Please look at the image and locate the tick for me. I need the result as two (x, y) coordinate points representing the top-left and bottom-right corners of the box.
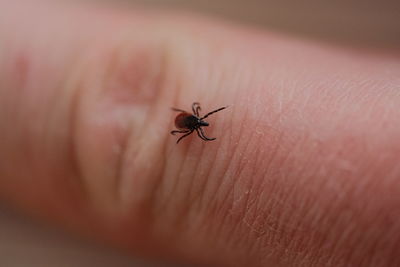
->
(171, 102), (227, 144)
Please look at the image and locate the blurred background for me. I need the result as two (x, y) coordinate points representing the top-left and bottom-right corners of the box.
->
(110, 0), (400, 46)
(0, 206), (159, 267)
(1, 0), (399, 267)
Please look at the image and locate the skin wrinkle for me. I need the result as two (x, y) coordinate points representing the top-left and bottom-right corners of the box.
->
(201, 115), (235, 219)
(257, 174), (289, 235)
(65, 68), (91, 208)
(119, 45), (171, 214)
(179, 105), (221, 225)
(187, 143), (223, 241)
(113, 117), (134, 206)
(202, 118), (243, 252)
(2, 55), (28, 188)
(379, 210), (400, 266)
(347, 88), (385, 124)
(320, 162), (396, 266)
(198, 35), (304, 264)
(148, 116), (170, 239)
(75, 49), (125, 211)
(206, 116), (252, 260)
(335, 211), (368, 265)
(253, 138), (312, 262)
(116, 75), (178, 255)
(294, 174), (336, 263)
(157, 130), (199, 227)
(215, 72), (255, 210)
(152, 155), (189, 244)
(192, 59), (234, 218)
(303, 151), (366, 264)
(311, 189), (353, 265)
(362, 213), (389, 265)
(217, 153), (260, 249)
(382, 88), (400, 114)
(158, 140), (190, 219)
(19, 47), (49, 178)
(159, 129), (200, 228)
(174, 142), (207, 232)
(360, 180), (400, 266)
(361, 230), (382, 266)
(197, 115), (235, 232)
(162, 39), (231, 236)
(78, 29), (172, 204)
(187, 72), (235, 222)
(156, 74), (189, 216)
(263, 181), (295, 242)
(284, 141), (324, 216)
(39, 33), (90, 208)
(116, 54), (163, 208)
(175, 109), (226, 231)
(156, 49), (235, 249)
(68, 48), (138, 222)
(218, 113), (281, 263)
(160, 147), (204, 249)
(239, 180), (262, 238)
(201, 63), (251, 226)
(225, 126), (255, 213)
(188, 125), (222, 225)
(43, 64), (81, 203)
(306, 203), (341, 265)
(250, 130), (285, 236)
(153, 36), (205, 221)
(238, 117), (275, 237)
(99, 44), (135, 206)
(264, 134), (301, 192)
(66, 30), (172, 230)
(254, 143), (313, 256)
(0, 43), (24, 174)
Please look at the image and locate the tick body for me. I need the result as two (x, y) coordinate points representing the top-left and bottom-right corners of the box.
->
(171, 102), (227, 144)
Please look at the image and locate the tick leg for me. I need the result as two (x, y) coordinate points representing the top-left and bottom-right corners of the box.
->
(176, 130), (194, 144)
(196, 128), (208, 141)
(171, 130), (189, 135)
(172, 107), (186, 112)
(200, 106), (228, 120)
(197, 127), (216, 141)
(192, 102), (201, 117)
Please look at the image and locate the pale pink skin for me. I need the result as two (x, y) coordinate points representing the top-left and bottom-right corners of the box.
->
(1, 1), (400, 266)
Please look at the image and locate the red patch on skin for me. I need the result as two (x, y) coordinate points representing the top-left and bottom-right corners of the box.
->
(102, 44), (164, 107)
(14, 51), (30, 89)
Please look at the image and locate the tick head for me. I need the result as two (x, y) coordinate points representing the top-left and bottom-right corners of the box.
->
(199, 120), (209, 127)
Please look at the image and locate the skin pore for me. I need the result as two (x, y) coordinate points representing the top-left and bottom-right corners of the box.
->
(0, 1), (400, 266)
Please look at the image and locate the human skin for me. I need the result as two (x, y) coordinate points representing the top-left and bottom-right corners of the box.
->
(1, 1), (400, 266)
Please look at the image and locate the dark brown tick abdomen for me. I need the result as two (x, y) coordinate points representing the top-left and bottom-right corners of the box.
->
(175, 113), (199, 130)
